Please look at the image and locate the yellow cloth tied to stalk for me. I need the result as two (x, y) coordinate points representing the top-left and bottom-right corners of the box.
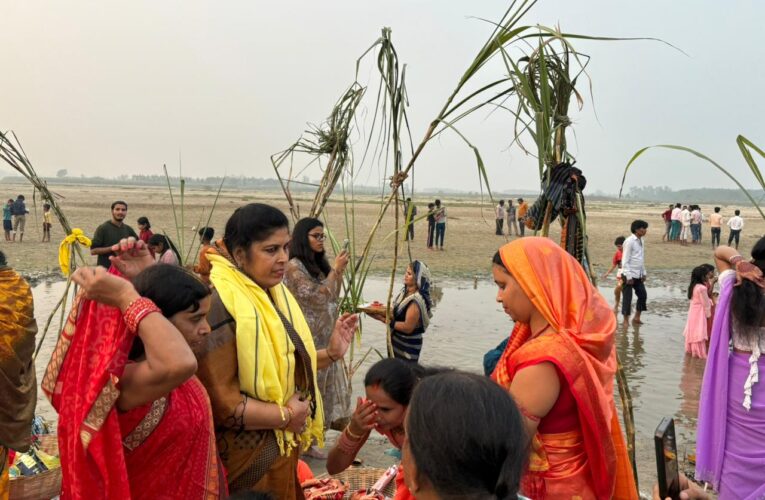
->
(208, 253), (324, 455)
(58, 229), (92, 276)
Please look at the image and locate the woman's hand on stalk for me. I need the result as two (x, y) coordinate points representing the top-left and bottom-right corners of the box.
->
(334, 250), (350, 274)
(348, 397), (377, 436)
(285, 393), (310, 434)
(71, 266), (139, 311)
(327, 313), (359, 360)
(109, 237), (155, 278)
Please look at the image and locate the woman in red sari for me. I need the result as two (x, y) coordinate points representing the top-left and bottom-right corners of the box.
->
(43, 238), (226, 499)
(490, 237), (637, 499)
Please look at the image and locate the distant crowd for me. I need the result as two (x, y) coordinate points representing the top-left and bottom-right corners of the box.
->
(661, 203), (745, 249)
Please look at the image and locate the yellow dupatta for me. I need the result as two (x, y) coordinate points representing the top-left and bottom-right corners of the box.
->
(208, 253), (324, 454)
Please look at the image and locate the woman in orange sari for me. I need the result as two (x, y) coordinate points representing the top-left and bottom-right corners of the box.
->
(490, 237), (637, 499)
(43, 239), (226, 499)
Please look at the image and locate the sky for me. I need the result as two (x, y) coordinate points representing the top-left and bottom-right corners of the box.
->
(1, 1), (763, 194)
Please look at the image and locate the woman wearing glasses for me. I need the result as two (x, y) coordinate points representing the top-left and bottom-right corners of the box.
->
(284, 218), (350, 455)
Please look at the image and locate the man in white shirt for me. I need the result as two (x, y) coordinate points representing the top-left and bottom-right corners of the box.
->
(621, 219), (648, 325)
(727, 209), (744, 249)
(679, 205), (691, 246)
(670, 203), (682, 241)
(495, 200), (506, 235)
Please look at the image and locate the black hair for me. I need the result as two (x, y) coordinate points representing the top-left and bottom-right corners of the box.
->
(129, 264), (211, 360)
(630, 219), (648, 234)
(0, 250), (6, 267)
(148, 234), (181, 262)
(435, 199), (442, 206)
(17, 194), (25, 200)
(688, 264), (711, 300)
(289, 218), (331, 280)
(111, 200), (127, 210)
(731, 236), (765, 344)
(735, 209), (741, 216)
(517, 198), (524, 202)
(492, 250), (506, 270)
(675, 203), (681, 208)
(364, 358), (438, 406)
(222, 203), (289, 255)
(198, 226), (215, 241)
(499, 199), (505, 205)
(427, 202), (435, 209)
(614, 236), (626, 246)
(714, 207), (721, 213)
(43, 203), (51, 210)
(407, 371), (527, 499)
(137, 216), (151, 229)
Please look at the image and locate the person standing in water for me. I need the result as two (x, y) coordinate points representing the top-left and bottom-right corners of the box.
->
(621, 220), (649, 326)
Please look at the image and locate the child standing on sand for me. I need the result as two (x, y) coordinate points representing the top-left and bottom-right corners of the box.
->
(683, 264), (714, 359)
(42, 203), (53, 242)
(602, 236), (625, 311)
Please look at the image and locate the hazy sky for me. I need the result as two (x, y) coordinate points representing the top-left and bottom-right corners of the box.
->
(1, 1), (763, 193)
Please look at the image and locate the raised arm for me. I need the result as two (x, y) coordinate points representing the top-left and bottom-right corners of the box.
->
(714, 245), (739, 273)
(70, 267), (197, 411)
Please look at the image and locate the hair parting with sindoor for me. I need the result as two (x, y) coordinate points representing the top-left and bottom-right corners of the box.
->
(222, 203), (289, 255)
(407, 371), (528, 499)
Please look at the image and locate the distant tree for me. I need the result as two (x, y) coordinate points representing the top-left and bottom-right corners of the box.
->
(56, 169), (68, 178)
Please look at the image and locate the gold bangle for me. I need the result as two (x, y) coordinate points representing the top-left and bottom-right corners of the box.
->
(345, 424), (363, 441)
(278, 406), (288, 429)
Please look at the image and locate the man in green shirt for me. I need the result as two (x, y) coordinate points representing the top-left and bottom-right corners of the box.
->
(90, 200), (138, 268)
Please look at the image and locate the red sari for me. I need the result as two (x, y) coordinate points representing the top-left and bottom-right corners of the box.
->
(42, 271), (224, 499)
(491, 238), (637, 499)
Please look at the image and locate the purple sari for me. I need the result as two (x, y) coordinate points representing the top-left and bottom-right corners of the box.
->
(696, 274), (765, 499)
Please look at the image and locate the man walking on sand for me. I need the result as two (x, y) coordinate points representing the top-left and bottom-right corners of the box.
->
(727, 209), (744, 249)
(90, 201), (138, 268)
(621, 220), (648, 326)
(517, 198), (529, 237)
(506, 199), (518, 236)
(495, 200), (505, 235)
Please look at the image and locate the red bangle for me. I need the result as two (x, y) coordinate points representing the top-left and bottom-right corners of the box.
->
(123, 297), (161, 333)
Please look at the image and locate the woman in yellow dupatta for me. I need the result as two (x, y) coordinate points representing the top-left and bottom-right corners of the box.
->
(491, 237), (637, 499)
(195, 203), (358, 498)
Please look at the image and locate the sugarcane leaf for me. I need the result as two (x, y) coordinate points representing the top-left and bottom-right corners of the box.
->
(620, 144), (765, 220)
(736, 135), (765, 189)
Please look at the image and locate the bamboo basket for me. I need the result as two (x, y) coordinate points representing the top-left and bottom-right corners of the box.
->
(319, 467), (397, 498)
(9, 435), (62, 500)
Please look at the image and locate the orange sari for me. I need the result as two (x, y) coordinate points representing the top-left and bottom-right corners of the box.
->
(491, 238), (637, 499)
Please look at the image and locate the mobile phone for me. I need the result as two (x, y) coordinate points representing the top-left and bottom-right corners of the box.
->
(655, 417), (681, 500)
(342, 239), (350, 252)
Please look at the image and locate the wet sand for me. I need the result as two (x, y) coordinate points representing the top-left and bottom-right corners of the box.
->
(31, 273), (703, 497)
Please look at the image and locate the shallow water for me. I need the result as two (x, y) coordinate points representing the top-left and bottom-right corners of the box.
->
(31, 273), (701, 493)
